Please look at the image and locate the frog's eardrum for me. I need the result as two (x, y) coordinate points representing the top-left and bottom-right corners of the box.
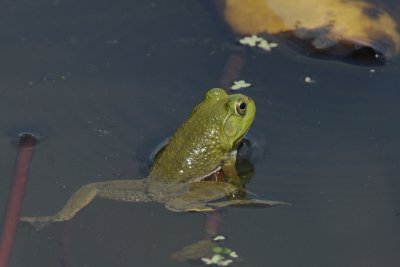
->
(222, 0), (400, 61)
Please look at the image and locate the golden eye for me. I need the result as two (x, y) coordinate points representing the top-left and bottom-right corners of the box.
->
(235, 100), (247, 116)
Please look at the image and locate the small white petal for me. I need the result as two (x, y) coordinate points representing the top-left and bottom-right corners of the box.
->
(304, 76), (316, 83)
(257, 40), (272, 51)
(213, 235), (226, 241)
(211, 254), (224, 263)
(229, 251), (238, 258)
(218, 259), (234, 266)
(201, 258), (213, 265)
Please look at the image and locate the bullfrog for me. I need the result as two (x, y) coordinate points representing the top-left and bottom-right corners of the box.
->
(21, 88), (282, 225)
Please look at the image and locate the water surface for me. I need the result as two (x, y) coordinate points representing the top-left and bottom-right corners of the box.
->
(1, 0), (400, 266)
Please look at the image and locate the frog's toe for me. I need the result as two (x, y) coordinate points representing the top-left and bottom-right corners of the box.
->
(20, 216), (53, 230)
(208, 198), (289, 209)
(186, 206), (215, 212)
(165, 201), (215, 212)
(238, 199), (289, 206)
(20, 214), (67, 230)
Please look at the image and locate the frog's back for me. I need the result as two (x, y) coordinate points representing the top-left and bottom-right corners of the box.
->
(149, 100), (228, 183)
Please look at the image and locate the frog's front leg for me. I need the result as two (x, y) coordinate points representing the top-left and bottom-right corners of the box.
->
(221, 151), (244, 191)
(21, 179), (150, 226)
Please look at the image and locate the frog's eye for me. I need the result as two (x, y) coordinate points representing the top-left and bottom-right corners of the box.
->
(235, 100), (247, 116)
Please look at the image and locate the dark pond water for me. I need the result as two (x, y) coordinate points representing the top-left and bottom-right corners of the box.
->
(1, 0), (400, 266)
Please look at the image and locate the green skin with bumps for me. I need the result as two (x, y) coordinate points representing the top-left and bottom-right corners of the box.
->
(21, 88), (282, 225)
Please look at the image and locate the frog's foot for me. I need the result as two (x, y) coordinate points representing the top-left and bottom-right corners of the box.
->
(21, 179), (150, 227)
(20, 217), (55, 231)
(21, 182), (99, 227)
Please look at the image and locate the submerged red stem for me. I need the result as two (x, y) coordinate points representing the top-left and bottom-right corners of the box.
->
(219, 49), (246, 90)
(0, 134), (36, 267)
(204, 212), (222, 239)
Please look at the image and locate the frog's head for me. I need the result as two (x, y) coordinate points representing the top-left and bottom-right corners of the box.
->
(204, 88), (256, 150)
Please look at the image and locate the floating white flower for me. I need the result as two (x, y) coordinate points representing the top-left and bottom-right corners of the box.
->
(231, 80), (251, 90)
(239, 35), (278, 51)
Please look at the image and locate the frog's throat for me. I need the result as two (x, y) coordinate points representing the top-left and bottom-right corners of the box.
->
(222, 114), (246, 149)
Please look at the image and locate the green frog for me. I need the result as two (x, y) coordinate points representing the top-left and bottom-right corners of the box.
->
(21, 88), (282, 225)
